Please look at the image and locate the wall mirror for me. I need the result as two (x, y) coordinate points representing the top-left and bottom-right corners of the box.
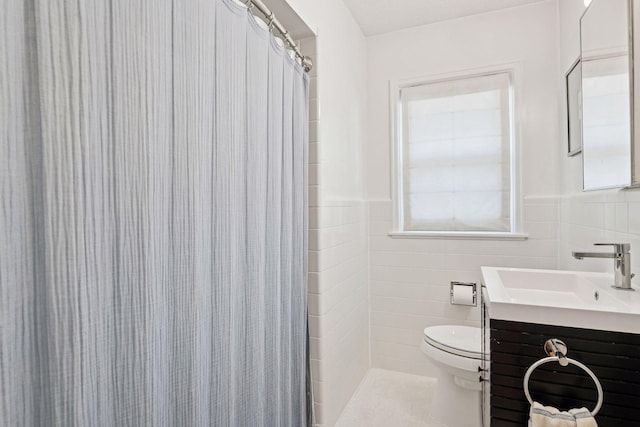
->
(580, 0), (633, 190)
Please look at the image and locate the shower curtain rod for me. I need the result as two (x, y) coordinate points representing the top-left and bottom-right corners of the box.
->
(245, 0), (313, 72)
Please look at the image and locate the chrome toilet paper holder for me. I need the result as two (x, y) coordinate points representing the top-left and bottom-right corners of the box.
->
(450, 281), (477, 306)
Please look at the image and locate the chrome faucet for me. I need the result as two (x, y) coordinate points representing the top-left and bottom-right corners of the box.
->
(572, 243), (634, 291)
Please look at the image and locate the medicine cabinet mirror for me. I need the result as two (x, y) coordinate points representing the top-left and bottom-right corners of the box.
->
(580, 0), (636, 190)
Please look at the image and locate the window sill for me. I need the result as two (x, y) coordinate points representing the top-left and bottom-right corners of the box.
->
(388, 231), (528, 241)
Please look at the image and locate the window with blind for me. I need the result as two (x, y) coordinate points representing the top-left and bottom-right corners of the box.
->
(398, 71), (514, 233)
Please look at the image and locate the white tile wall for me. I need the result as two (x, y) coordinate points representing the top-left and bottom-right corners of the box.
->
(368, 198), (558, 377)
(299, 2), (580, 425)
(302, 34), (370, 427)
(364, 0), (562, 379)
(309, 201), (369, 427)
(558, 189), (640, 283)
(296, 1), (640, 425)
(556, 0), (640, 288)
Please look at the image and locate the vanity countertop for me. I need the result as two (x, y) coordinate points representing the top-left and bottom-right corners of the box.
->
(481, 266), (640, 334)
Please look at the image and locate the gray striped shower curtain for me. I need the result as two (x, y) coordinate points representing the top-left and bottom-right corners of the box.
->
(0, 0), (310, 425)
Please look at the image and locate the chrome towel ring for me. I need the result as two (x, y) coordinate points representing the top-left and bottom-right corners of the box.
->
(523, 356), (604, 416)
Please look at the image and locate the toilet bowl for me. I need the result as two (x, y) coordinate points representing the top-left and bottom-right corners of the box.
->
(421, 325), (484, 427)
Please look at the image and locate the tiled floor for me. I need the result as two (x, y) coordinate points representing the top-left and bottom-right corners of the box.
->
(334, 369), (448, 427)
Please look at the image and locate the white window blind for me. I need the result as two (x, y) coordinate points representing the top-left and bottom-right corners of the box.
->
(400, 72), (513, 232)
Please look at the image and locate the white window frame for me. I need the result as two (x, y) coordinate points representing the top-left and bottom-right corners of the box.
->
(389, 64), (527, 240)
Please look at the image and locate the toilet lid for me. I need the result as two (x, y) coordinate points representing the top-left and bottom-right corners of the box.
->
(423, 325), (482, 359)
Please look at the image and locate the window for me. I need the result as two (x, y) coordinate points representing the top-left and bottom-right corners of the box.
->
(395, 71), (515, 235)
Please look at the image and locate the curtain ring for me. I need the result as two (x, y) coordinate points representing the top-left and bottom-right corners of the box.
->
(267, 12), (275, 30)
(283, 31), (295, 51)
(244, 0), (253, 8)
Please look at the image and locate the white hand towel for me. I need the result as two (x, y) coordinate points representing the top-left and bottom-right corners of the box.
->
(569, 407), (598, 427)
(528, 402), (598, 427)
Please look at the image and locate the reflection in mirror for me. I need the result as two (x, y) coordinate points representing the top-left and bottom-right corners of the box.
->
(582, 56), (631, 189)
(580, 0), (632, 190)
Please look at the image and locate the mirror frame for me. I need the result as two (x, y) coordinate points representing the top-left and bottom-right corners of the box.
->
(566, 57), (582, 157)
(632, 0), (640, 185)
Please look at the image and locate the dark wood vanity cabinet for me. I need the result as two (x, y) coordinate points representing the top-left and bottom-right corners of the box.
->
(488, 319), (640, 427)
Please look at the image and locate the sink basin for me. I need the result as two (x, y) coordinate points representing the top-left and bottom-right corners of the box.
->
(481, 267), (640, 334)
(491, 268), (626, 309)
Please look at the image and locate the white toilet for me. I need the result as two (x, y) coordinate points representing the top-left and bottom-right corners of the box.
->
(421, 325), (484, 427)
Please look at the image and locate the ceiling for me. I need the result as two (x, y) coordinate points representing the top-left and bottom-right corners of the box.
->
(342, 0), (548, 36)
(264, 0), (315, 39)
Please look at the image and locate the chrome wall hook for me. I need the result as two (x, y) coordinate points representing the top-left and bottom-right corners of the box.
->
(544, 338), (568, 366)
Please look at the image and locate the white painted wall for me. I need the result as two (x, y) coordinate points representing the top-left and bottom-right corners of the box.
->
(367, 0), (561, 201)
(365, 1), (561, 376)
(288, 0), (367, 203)
(557, 0), (640, 280)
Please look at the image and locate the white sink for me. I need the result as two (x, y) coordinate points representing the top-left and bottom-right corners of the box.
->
(481, 267), (640, 334)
